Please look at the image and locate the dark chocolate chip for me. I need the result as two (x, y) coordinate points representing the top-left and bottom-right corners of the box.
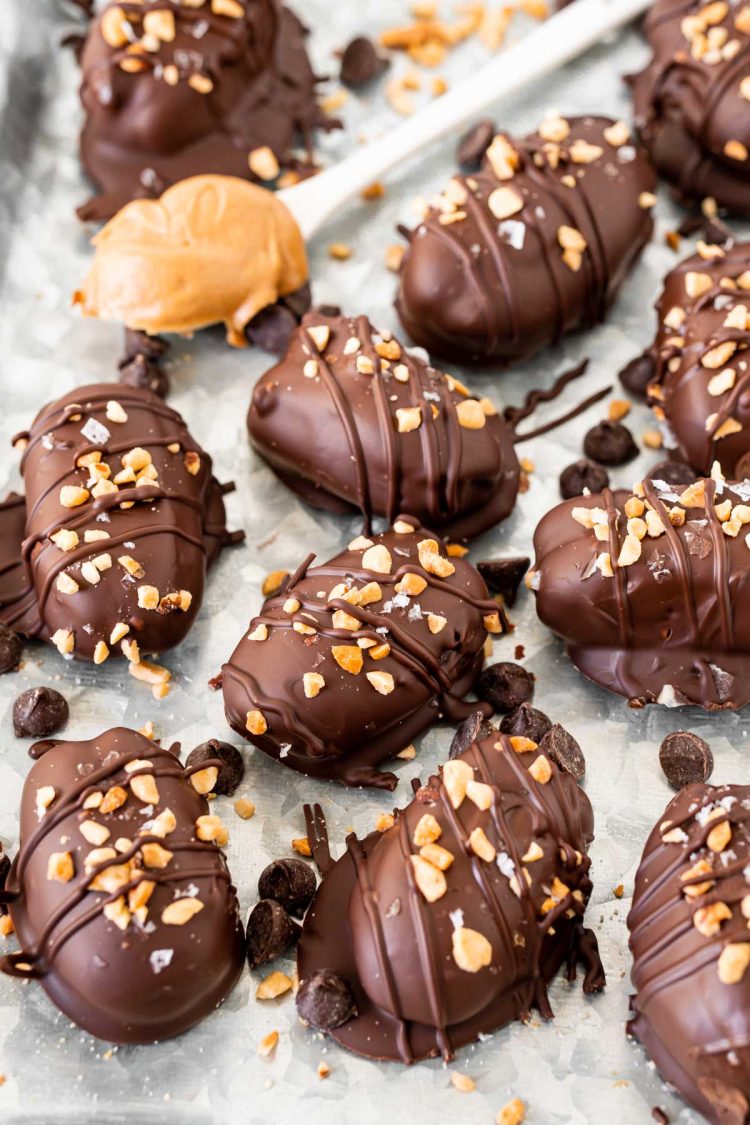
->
(457, 119), (495, 172)
(476, 662), (534, 715)
(119, 355), (170, 399)
(258, 858), (316, 916)
(449, 710), (496, 759)
(340, 36), (389, 87)
(539, 724), (586, 781)
(12, 687), (69, 739)
(658, 730), (713, 790)
(559, 459), (610, 500)
(696, 1077), (748, 1125)
(651, 1110), (669, 1125)
(619, 351), (655, 397)
(121, 327), (168, 365)
(296, 969), (358, 1029)
(0, 847), (9, 916)
(476, 557), (530, 606)
(280, 282), (312, 320)
(499, 702), (553, 744)
(185, 739), (245, 796)
(646, 460), (698, 487)
(315, 304), (342, 318)
(246, 899), (300, 969)
(583, 421), (639, 466)
(0, 625), (22, 674)
(245, 303), (298, 356)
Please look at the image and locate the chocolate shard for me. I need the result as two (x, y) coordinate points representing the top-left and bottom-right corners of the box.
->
(631, 0), (750, 216)
(532, 472), (750, 709)
(222, 518), (500, 788)
(629, 783), (750, 1121)
(645, 244), (750, 477)
(248, 313), (520, 539)
(77, 1), (333, 221)
(297, 727), (596, 1063)
(395, 114), (655, 366)
(0, 384), (238, 663)
(0, 727), (244, 1043)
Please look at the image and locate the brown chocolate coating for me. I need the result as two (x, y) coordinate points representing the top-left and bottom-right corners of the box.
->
(247, 313), (520, 538)
(0, 728), (244, 1044)
(629, 783), (750, 1123)
(631, 0), (750, 216)
(532, 474), (750, 709)
(646, 242), (750, 476)
(0, 383), (238, 663)
(395, 114), (656, 366)
(78, 1), (331, 222)
(222, 519), (501, 789)
(298, 730), (599, 1063)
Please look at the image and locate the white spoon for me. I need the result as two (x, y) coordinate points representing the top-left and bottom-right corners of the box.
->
(278, 0), (651, 240)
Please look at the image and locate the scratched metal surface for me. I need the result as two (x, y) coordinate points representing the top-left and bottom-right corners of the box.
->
(1, 2), (749, 1122)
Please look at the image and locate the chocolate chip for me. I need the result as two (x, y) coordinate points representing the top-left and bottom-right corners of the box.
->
(119, 355), (170, 399)
(121, 327), (168, 365)
(449, 710), (496, 759)
(185, 739), (245, 796)
(258, 858), (316, 916)
(583, 421), (639, 466)
(12, 687), (69, 739)
(296, 969), (358, 1029)
(650, 1110), (668, 1125)
(499, 702), (552, 744)
(315, 304), (342, 318)
(476, 557), (530, 606)
(340, 36), (389, 87)
(646, 459), (698, 487)
(559, 459), (610, 500)
(658, 731), (713, 790)
(0, 625), (22, 674)
(735, 451), (750, 480)
(246, 899), (300, 969)
(476, 662), (534, 715)
(539, 724), (585, 781)
(246, 303), (298, 356)
(0, 846), (9, 916)
(457, 119), (495, 172)
(280, 282), (312, 320)
(619, 351), (655, 397)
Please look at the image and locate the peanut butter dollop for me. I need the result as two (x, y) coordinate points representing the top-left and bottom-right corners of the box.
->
(74, 175), (308, 347)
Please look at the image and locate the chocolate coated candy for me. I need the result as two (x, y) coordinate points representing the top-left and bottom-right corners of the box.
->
(477, 662), (534, 714)
(13, 688), (68, 739)
(658, 730), (713, 790)
(583, 421), (638, 466)
(258, 858), (316, 916)
(186, 739), (245, 796)
(246, 899), (300, 968)
(559, 459), (610, 500)
(297, 970), (358, 1030)
(0, 625), (22, 674)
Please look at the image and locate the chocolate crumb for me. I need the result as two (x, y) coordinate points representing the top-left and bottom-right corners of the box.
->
(476, 557), (530, 606)
(0, 625), (22, 675)
(186, 739), (245, 796)
(12, 687), (69, 739)
(246, 899), (300, 969)
(296, 969), (358, 1029)
(476, 662), (534, 715)
(539, 724), (585, 781)
(583, 421), (639, 466)
(559, 459), (609, 500)
(658, 731), (713, 790)
(258, 858), (316, 916)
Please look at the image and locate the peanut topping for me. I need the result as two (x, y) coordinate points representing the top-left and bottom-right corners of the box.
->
(528, 756), (552, 784)
(140, 842), (173, 869)
(195, 814), (229, 846)
(455, 399), (487, 430)
(413, 813), (442, 846)
(332, 645), (363, 675)
(366, 671), (395, 695)
(417, 539), (455, 577)
(361, 544), (393, 574)
(190, 766), (219, 795)
(466, 779), (494, 810)
(452, 926), (492, 972)
(130, 772), (160, 805)
(419, 842), (454, 870)
(442, 758), (473, 809)
(162, 897), (204, 926)
(246, 709), (268, 736)
(487, 186), (523, 220)
(47, 851), (74, 883)
(410, 854), (448, 902)
(80, 820), (111, 846)
(718, 942), (750, 984)
(395, 572), (428, 596)
(303, 672), (326, 698)
(469, 827), (496, 862)
(693, 901), (732, 936)
(256, 970), (293, 1000)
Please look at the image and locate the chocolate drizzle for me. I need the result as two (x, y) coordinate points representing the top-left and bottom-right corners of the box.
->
(78, 0), (334, 221)
(631, 0), (750, 216)
(222, 519), (499, 789)
(532, 475), (750, 709)
(629, 783), (750, 1123)
(395, 115), (656, 366)
(248, 312), (519, 538)
(297, 729), (601, 1063)
(0, 728), (244, 1043)
(0, 383), (240, 662)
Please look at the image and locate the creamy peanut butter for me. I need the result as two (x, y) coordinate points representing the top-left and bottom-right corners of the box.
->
(74, 175), (308, 347)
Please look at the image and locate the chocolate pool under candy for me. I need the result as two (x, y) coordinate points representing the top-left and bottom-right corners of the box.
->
(629, 782), (750, 1123)
(395, 114), (656, 366)
(531, 470), (750, 709)
(296, 725), (602, 1063)
(645, 242), (750, 477)
(631, 0), (750, 217)
(222, 518), (502, 790)
(77, 0), (331, 222)
(0, 383), (241, 670)
(247, 312), (520, 539)
(0, 728), (244, 1044)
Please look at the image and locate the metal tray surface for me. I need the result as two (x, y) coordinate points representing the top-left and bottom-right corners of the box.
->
(1, 2), (748, 1122)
